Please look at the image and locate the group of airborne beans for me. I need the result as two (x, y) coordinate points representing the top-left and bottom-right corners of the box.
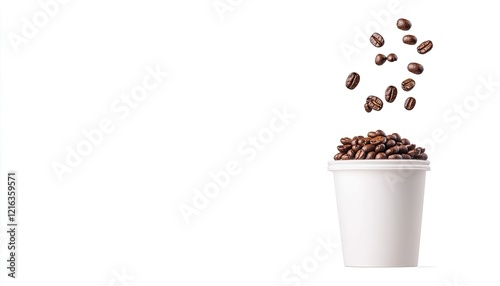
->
(345, 18), (433, 112)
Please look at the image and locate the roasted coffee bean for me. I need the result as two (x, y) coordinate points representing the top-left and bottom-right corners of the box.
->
(397, 18), (412, 31)
(408, 149), (420, 157)
(359, 137), (370, 146)
(375, 54), (387, 65)
(387, 134), (397, 140)
(408, 62), (424, 74)
(404, 97), (417, 110)
(364, 103), (372, 113)
(416, 147), (426, 153)
(386, 139), (396, 148)
(352, 145), (362, 153)
(402, 35), (417, 45)
(375, 144), (386, 153)
(346, 149), (356, 158)
(334, 153), (343, 160)
(367, 131), (377, 138)
(388, 154), (403, 159)
(385, 85), (398, 103)
(401, 138), (411, 145)
(386, 145), (400, 155)
(367, 95), (383, 111)
(417, 40), (433, 54)
(341, 154), (352, 160)
(387, 53), (398, 62)
(415, 153), (428, 160)
(366, 151), (376, 159)
(407, 144), (416, 151)
(362, 144), (376, 152)
(401, 154), (412, 159)
(355, 149), (366, 159)
(399, 145), (408, 154)
(391, 133), (401, 141)
(370, 32), (385, 47)
(370, 135), (387, 145)
(402, 78), (416, 91)
(375, 153), (387, 159)
(375, 130), (386, 136)
(340, 137), (351, 145)
(337, 144), (351, 153)
(346, 72), (360, 90)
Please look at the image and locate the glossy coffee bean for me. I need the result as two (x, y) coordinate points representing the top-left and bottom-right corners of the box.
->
(370, 136), (387, 145)
(375, 130), (386, 136)
(397, 18), (412, 30)
(404, 97), (417, 110)
(346, 149), (355, 158)
(364, 103), (372, 113)
(352, 145), (361, 153)
(375, 144), (386, 153)
(355, 149), (366, 159)
(375, 54), (387, 65)
(407, 144), (416, 151)
(346, 72), (360, 90)
(340, 137), (351, 144)
(367, 95), (383, 111)
(399, 145), (408, 154)
(385, 145), (400, 155)
(387, 53), (398, 62)
(391, 133), (401, 141)
(415, 153), (428, 160)
(362, 144), (376, 152)
(334, 153), (343, 160)
(416, 147), (426, 153)
(401, 138), (411, 145)
(367, 131), (377, 138)
(386, 139), (396, 148)
(402, 154), (412, 159)
(408, 62), (424, 74)
(388, 154), (403, 159)
(337, 145), (350, 153)
(403, 35), (417, 45)
(375, 153), (387, 159)
(366, 151), (376, 159)
(417, 40), (433, 54)
(402, 78), (416, 91)
(341, 154), (351, 160)
(385, 85), (398, 103)
(370, 32), (385, 47)
(408, 149), (420, 157)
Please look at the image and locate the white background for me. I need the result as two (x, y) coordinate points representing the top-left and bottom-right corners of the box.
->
(1, 0), (500, 285)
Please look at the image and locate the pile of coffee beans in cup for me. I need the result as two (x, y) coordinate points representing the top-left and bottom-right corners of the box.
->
(344, 18), (433, 112)
(333, 130), (428, 160)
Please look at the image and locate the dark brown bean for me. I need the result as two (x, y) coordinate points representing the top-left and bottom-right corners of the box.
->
(416, 147), (426, 153)
(401, 138), (411, 145)
(367, 95), (383, 111)
(387, 134), (397, 140)
(366, 151), (376, 159)
(399, 145), (408, 154)
(352, 145), (361, 153)
(375, 130), (386, 136)
(386, 139), (396, 148)
(397, 18), (412, 31)
(386, 145), (400, 155)
(391, 133), (401, 141)
(417, 40), (433, 54)
(337, 144), (351, 153)
(346, 149), (355, 158)
(355, 149), (366, 159)
(375, 144), (386, 153)
(375, 153), (387, 159)
(387, 53), (398, 62)
(408, 62), (424, 75)
(370, 32), (385, 47)
(415, 153), (428, 160)
(375, 54), (387, 65)
(407, 144), (416, 151)
(341, 154), (352, 160)
(370, 136), (387, 145)
(408, 149), (420, 157)
(334, 153), (343, 160)
(340, 137), (351, 145)
(367, 131), (377, 138)
(404, 97), (417, 110)
(362, 144), (376, 152)
(402, 78), (416, 91)
(346, 72), (360, 90)
(385, 85), (398, 103)
(402, 35), (417, 45)
(402, 154), (412, 159)
(388, 154), (403, 159)
(364, 103), (372, 113)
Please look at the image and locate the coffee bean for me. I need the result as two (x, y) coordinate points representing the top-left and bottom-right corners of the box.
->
(346, 149), (355, 158)
(375, 144), (386, 153)
(408, 62), (424, 75)
(399, 145), (408, 154)
(370, 136), (387, 145)
(364, 103), (372, 113)
(341, 154), (351, 160)
(404, 97), (417, 110)
(362, 144), (376, 152)
(417, 40), (433, 54)
(352, 145), (361, 153)
(387, 53), (398, 62)
(375, 153), (387, 159)
(337, 144), (351, 153)
(366, 151), (376, 159)
(408, 149), (420, 157)
(386, 145), (400, 155)
(416, 147), (426, 153)
(415, 153), (428, 160)
(387, 134), (397, 140)
(402, 154), (412, 159)
(334, 153), (343, 160)
(401, 138), (411, 145)
(397, 18), (412, 31)
(386, 139), (396, 148)
(388, 154), (403, 159)
(346, 72), (360, 90)
(375, 130), (386, 136)
(367, 95), (383, 111)
(375, 54), (387, 65)
(385, 85), (398, 103)
(391, 133), (401, 141)
(355, 149), (366, 159)
(340, 137), (351, 145)
(407, 144), (416, 151)
(370, 32), (385, 47)
(367, 131), (377, 138)
(402, 78), (416, 91)
(402, 35), (417, 45)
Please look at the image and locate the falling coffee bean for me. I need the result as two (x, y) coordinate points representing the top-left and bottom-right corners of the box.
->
(385, 85), (398, 103)
(402, 35), (417, 45)
(404, 97), (417, 110)
(366, 95), (383, 111)
(364, 103), (372, 113)
(370, 32), (385, 47)
(387, 53), (398, 62)
(408, 62), (424, 75)
(397, 18), (412, 31)
(375, 54), (387, 65)
(417, 40), (433, 54)
(402, 78), (416, 91)
(346, 72), (360, 90)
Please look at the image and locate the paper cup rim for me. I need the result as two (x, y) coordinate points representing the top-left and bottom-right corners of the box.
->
(328, 160), (430, 171)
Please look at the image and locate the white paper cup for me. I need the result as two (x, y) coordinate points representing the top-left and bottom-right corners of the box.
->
(328, 160), (430, 267)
